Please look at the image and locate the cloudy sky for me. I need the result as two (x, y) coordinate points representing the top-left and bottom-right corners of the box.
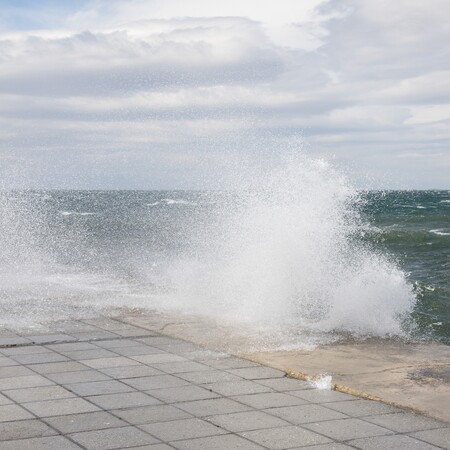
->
(0, 0), (449, 189)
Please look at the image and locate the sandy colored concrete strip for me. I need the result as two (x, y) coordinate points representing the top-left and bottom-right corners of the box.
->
(0, 313), (448, 449)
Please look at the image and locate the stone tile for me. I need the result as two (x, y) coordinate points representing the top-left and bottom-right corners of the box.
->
(47, 342), (99, 353)
(0, 392), (13, 405)
(0, 374), (54, 390)
(175, 398), (252, 417)
(123, 374), (190, 390)
(364, 412), (447, 433)
(324, 399), (401, 417)
(64, 349), (118, 360)
(295, 445), (355, 450)
(70, 426), (160, 449)
(0, 419), (57, 440)
(256, 377), (312, 391)
(241, 425), (331, 449)
(207, 410), (291, 432)
(129, 445), (178, 450)
(208, 380), (272, 396)
(111, 404), (192, 425)
(140, 417), (227, 441)
(411, 427), (450, 448)
(171, 434), (265, 450)
(151, 361), (211, 374)
(131, 354), (187, 364)
(46, 369), (112, 384)
(0, 336), (32, 346)
(87, 391), (161, 409)
(267, 404), (349, 424)
(69, 331), (119, 340)
(1, 346), (54, 356)
(182, 350), (229, 361)
(0, 435), (83, 449)
(0, 365), (35, 378)
(291, 389), (358, 403)
(302, 418), (394, 441)
(233, 392), (308, 409)
(108, 327), (151, 338)
(66, 379), (136, 396)
(27, 334), (73, 344)
(349, 434), (442, 449)
(0, 356), (19, 367)
(80, 356), (140, 369)
(10, 352), (69, 365)
(99, 365), (163, 379)
(24, 397), (100, 417)
(6, 385), (75, 403)
(227, 366), (285, 380)
(147, 385), (219, 403)
(94, 338), (142, 349)
(109, 346), (165, 357)
(177, 370), (243, 385)
(44, 411), (127, 433)
(0, 404), (35, 422)
(203, 357), (260, 370)
(30, 361), (90, 374)
(136, 337), (181, 347)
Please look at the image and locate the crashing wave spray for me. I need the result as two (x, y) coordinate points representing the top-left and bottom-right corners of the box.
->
(163, 152), (416, 339)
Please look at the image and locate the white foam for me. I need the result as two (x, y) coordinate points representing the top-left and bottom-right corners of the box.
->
(309, 374), (333, 390)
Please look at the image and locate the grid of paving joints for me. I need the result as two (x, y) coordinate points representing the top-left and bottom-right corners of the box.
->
(0, 317), (449, 449)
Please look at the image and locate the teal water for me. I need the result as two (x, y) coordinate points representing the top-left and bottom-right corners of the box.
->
(0, 189), (448, 343)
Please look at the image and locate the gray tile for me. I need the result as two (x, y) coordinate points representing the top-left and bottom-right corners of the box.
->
(0, 336), (32, 346)
(69, 331), (119, 340)
(0, 365), (35, 378)
(0, 356), (19, 367)
(295, 445), (355, 450)
(227, 366), (285, 380)
(291, 389), (358, 403)
(241, 425), (332, 449)
(177, 370), (243, 384)
(87, 392), (161, 409)
(94, 339), (143, 349)
(0, 374), (54, 390)
(204, 357), (260, 370)
(64, 349), (118, 360)
(0, 404), (34, 422)
(27, 334), (73, 344)
(127, 445), (173, 450)
(176, 398), (252, 417)
(108, 327), (151, 337)
(324, 399), (401, 417)
(131, 354), (187, 364)
(302, 418), (394, 441)
(0, 435), (83, 449)
(29, 361), (91, 374)
(411, 428), (450, 448)
(1, 346), (55, 356)
(208, 380), (272, 396)
(182, 350), (229, 361)
(207, 410), (291, 432)
(45, 411), (127, 433)
(364, 412), (447, 433)
(233, 392), (308, 409)
(47, 342), (99, 352)
(349, 434), (442, 449)
(81, 356), (142, 369)
(99, 365), (163, 379)
(256, 377), (312, 391)
(141, 417), (227, 441)
(267, 404), (349, 424)
(24, 397), (100, 417)
(66, 379), (136, 396)
(151, 361), (211, 374)
(6, 385), (75, 403)
(46, 369), (111, 384)
(148, 385), (219, 403)
(171, 434), (265, 449)
(0, 392), (13, 405)
(70, 426), (160, 449)
(109, 346), (165, 357)
(123, 374), (190, 390)
(0, 419), (57, 440)
(112, 404), (192, 425)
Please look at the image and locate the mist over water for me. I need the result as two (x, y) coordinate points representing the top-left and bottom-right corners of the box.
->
(0, 153), (419, 345)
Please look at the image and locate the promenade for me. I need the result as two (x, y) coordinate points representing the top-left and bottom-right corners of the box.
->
(0, 316), (449, 449)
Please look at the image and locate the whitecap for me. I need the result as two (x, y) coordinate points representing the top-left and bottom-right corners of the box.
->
(430, 229), (450, 236)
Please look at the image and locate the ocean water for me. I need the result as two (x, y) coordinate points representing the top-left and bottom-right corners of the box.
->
(0, 162), (448, 346)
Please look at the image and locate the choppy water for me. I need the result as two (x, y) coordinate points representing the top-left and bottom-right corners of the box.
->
(0, 159), (448, 346)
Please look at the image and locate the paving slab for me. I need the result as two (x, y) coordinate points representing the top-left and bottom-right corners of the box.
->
(0, 315), (449, 450)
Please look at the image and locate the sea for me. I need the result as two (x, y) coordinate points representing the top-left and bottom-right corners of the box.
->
(0, 162), (449, 347)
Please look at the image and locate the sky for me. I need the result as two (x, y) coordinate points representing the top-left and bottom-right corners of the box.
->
(0, 0), (449, 189)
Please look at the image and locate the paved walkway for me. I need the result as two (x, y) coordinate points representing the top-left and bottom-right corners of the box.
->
(0, 317), (449, 449)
